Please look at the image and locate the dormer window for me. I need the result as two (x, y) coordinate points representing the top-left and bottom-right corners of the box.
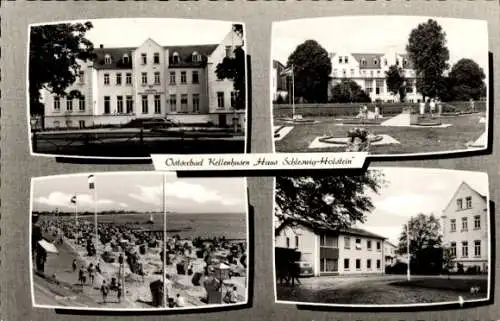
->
(192, 52), (201, 63)
(338, 57), (342, 64)
(172, 52), (180, 64)
(384, 59), (388, 66)
(104, 54), (112, 65)
(361, 58), (366, 65)
(396, 59), (400, 66)
(153, 52), (160, 64)
(374, 59), (378, 65)
(403, 59), (408, 67)
(122, 54), (129, 64)
(344, 56), (349, 64)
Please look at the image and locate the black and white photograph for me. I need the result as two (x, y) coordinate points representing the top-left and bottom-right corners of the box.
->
(272, 16), (489, 156)
(30, 172), (249, 310)
(29, 18), (248, 158)
(274, 168), (491, 307)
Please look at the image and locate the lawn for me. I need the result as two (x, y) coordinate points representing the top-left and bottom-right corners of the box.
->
(274, 113), (486, 155)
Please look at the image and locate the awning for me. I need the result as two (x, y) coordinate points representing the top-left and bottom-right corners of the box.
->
(38, 240), (58, 254)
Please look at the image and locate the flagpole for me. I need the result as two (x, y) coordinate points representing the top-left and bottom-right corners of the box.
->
(292, 64), (295, 120)
(75, 193), (78, 227)
(162, 172), (167, 308)
(407, 223), (410, 281)
(94, 176), (98, 264)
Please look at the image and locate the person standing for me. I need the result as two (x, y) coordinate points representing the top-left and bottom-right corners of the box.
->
(88, 263), (95, 285)
(117, 284), (122, 303)
(72, 259), (77, 273)
(101, 280), (109, 303)
(419, 99), (425, 115)
(430, 99), (436, 117)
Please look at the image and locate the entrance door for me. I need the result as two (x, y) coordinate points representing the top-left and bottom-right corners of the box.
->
(219, 114), (227, 127)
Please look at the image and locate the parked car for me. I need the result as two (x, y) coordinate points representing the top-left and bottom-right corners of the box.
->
(124, 117), (179, 129)
(297, 261), (314, 277)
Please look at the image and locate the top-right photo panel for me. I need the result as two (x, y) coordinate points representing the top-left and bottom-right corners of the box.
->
(271, 16), (489, 157)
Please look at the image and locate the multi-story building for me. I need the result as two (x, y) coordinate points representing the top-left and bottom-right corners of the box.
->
(328, 50), (423, 103)
(271, 60), (288, 101)
(275, 221), (386, 276)
(441, 181), (489, 272)
(383, 241), (397, 267)
(41, 29), (245, 129)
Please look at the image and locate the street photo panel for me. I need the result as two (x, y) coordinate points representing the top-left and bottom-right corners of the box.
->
(28, 18), (248, 159)
(271, 16), (489, 157)
(274, 168), (492, 308)
(30, 172), (249, 311)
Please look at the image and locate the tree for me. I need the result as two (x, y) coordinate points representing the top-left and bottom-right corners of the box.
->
(398, 213), (442, 274)
(448, 58), (486, 101)
(406, 19), (450, 99)
(330, 80), (371, 103)
(275, 171), (385, 236)
(385, 65), (407, 102)
(287, 40), (332, 103)
(215, 24), (246, 132)
(442, 247), (455, 278)
(29, 22), (95, 116)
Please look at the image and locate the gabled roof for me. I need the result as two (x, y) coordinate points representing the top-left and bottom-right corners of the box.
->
(352, 53), (384, 69)
(92, 44), (218, 70)
(442, 181), (487, 214)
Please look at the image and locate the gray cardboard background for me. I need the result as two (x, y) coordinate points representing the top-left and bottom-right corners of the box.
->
(1, 1), (499, 320)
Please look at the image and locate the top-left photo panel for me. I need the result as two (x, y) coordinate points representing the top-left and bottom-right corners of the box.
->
(28, 18), (249, 160)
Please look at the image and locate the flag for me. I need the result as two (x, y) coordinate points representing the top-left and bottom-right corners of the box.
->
(88, 174), (95, 190)
(70, 195), (77, 204)
(280, 65), (293, 76)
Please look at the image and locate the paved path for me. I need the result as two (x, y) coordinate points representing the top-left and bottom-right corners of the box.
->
(381, 113), (411, 127)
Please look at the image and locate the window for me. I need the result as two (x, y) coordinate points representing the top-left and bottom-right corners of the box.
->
(451, 242), (457, 257)
(370, 71), (374, 77)
(338, 57), (342, 64)
(79, 71), (85, 84)
(344, 56), (348, 63)
(361, 58), (366, 65)
(181, 71), (187, 84)
(192, 71), (199, 84)
(154, 72), (160, 85)
(192, 52), (201, 63)
(466, 197), (472, 209)
(66, 120), (73, 128)
(141, 95), (148, 114)
(355, 259), (361, 270)
(66, 99), (73, 112)
(79, 120), (85, 128)
(104, 96), (110, 114)
(116, 73), (122, 85)
(367, 259), (372, 269)
(231, 91), (237, 108)
(342, 69), (346, 77)
(180, 94), (188, 112)
(104, 73), (110, 85)
(451, 219), (456, 232)
(154, 95), (161, 114)
(367, 240), (372, 251)
(320, 234), (339, 247)
(286, 237), (290, 248)
(344, 259), (349, 270)
(126, 96), (133, 113)
(457, 199), (463, 210)
(374, 58), (378, 65)
(104, 54), (111, 64)
(217, 92), (225, 109)
(116, 96), (123, 113)
(153, 52), (160, 64)
(474, 215), (481, 230)
(169, 94), (177, 112)
(376, 260), (381, 269)
(344, 236), (351, 249)
(295, 236), (299, 248)
(403, 59), (408, 67)
(320, 259), (338, 273)
(474, 240), (481, 257)
(376, 241), (381, 251)
(462, 217), (468, 231)
(376, 79), (384, 95)
(350, 69), (354, 76)
(126, 73), (132, 85)
(462, 241), (468, 257)
(406, 79), (414, 93)
(122, 54), (129, 64)
(172, 52), (179, 64)
(355, 238), (361, 250)
(79, 96), (85, 111)
(192, 94), (200, 113)
(225, 46), (232, 57)
(384, 58), (388, 65)
(365, 79), (373, 93)
(141, 53), (147, 64)
(141, 72), (147, 85)
(169, 72), (176, 84)
(396, 59), (400, 66)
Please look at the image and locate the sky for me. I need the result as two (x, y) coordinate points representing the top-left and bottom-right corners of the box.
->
(357, 168), (488, 246)
(32, 172), (247, 214)
(35, 18), (238, 48)
(272, 16), (489, 75)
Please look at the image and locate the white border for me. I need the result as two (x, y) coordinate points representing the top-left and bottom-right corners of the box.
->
(30, 172), (250, 311)
(27, 18), (250, 160)
(269, 15), (490, 158)
(272, 168), (492, 308)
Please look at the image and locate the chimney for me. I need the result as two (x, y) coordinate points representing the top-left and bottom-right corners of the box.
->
(99, 44), (104, 49)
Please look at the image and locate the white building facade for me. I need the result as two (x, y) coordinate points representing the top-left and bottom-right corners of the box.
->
(441, 182), (489, 272)
(42, 30), (245, 129)
(328, 51), (423, 103)
(275, 223), (386, 276)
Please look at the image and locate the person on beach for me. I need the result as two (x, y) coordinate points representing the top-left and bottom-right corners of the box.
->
(101, 280), (109, 303)
(96, 263), (101, 274)
(175, 293), (186, 307)
(78, 269), (86, 286)
(117, 284), (122, 303)
(88, 263), (95, 285)
(72, 259), (77, 272)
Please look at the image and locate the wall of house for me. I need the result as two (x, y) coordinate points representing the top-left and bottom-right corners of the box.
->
(167, 67), (208, 114)
(44, 114), (135, 128)
(338, 235), (385, 275)
(275, 225), (317, 273)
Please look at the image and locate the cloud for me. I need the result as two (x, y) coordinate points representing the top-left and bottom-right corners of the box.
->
(35, 191), (126, 209)
(128, 182), (241, 208)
